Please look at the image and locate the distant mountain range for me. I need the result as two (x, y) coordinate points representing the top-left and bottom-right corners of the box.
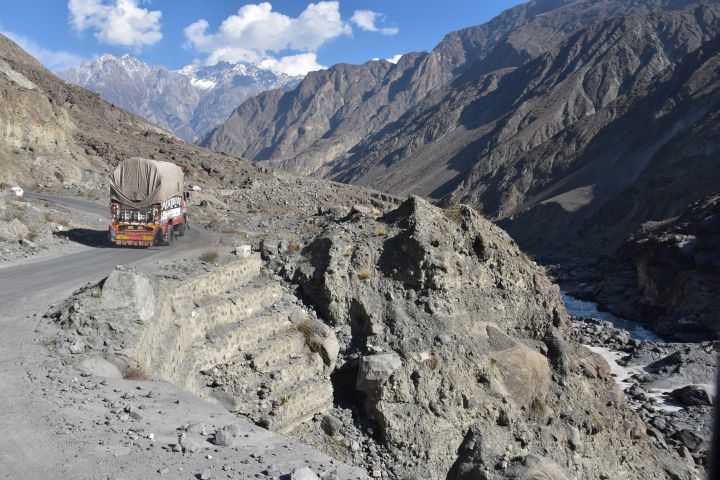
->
(58, 54), (302, 141)
(199, 0), (720, 260)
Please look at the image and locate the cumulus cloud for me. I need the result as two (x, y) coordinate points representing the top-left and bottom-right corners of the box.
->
(68, 0), (162, 49)
(350, 10), (399, 36)
(1, 29), (86, 71)
(258, 53), (324, 77)
(183, 1), (350, 75)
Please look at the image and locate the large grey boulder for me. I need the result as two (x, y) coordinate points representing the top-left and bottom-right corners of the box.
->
(101, 269), (155, 323)
(357, 354), (402, 392)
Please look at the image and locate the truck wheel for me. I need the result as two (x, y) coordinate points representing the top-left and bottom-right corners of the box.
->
(166, 227), (174, 246)
(177, 222), (186, 237)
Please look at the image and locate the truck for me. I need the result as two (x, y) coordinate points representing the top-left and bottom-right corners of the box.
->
(109, 157), (188, 247)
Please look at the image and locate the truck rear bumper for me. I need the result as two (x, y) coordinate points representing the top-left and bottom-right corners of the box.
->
(110, 224), (158, 247)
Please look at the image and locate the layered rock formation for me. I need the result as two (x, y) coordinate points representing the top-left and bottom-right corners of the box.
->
(592, 195), (720, 341)
(291, 196), (695, 479)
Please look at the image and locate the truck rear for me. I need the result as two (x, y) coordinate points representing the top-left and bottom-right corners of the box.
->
(109, 158), (187, 247)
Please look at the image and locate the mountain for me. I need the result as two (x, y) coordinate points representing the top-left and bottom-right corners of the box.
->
(58, 54), (302, 142)
(0, 35), (252, 189)
(200, 0), (720, 260)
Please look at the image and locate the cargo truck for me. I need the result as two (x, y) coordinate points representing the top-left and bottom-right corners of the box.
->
(109, 157), (187, 247)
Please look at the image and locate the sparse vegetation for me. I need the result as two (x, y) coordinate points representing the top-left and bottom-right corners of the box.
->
(445, 202), (463, 222)
(356, 268), (372, 280)
(374, 224), (387, 237)
(286, 241), (300, 253)
(43, 213), (72, 228)
(221, 227), (247, 237)
(199, 249), (219, 263)
(123, 367), (150, 381)
(426, 355), (441, 370)
(294, 318), (314, 341)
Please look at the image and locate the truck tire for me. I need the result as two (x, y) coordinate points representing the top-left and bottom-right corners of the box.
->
(177, 221), (186, 237)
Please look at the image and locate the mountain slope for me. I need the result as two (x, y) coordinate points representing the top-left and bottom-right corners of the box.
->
(0, 35), (248, 188)
(200, 0), (715, 176)
(58, 55), (301, 142)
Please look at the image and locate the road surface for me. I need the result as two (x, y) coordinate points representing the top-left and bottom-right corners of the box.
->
(0, 193), (215, 478)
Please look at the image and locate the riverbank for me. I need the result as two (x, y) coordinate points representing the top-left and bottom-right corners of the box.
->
(564, 294), (716, 474)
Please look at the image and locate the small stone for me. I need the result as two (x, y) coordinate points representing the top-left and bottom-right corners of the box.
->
(291, 466), (320, 480)
(568, 427), (581, 451)
(321, 415), (343, 436)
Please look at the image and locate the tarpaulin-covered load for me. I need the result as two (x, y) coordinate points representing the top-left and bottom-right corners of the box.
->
(110, 158), (184, 209)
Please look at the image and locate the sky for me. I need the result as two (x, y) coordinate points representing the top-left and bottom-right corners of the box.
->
(0, 1), (525, 75)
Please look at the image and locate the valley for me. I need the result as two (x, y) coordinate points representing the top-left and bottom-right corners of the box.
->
(0, 1), (717, 479)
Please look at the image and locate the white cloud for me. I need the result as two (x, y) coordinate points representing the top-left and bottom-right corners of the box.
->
(1, 29), (86, 71)
(259, 53), (324, 76)
(350, 10), (398, 36)
(183, 1), (350, 75)
(68, 0), (162, 49)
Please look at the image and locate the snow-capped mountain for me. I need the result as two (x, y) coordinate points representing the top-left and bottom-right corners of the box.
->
(58, 54), (303, 142)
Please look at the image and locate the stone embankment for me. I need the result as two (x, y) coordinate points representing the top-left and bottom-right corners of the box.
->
(49, 251), (339, 435)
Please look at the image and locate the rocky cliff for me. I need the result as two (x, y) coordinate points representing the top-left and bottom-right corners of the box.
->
(288, 196), (695, 479)
(592, 195), (720, 341)
(59, 55), (302, 142)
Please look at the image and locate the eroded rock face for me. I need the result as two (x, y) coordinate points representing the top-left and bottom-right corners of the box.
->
(593, 194), (720, 341)
(294, 197), (694, 479)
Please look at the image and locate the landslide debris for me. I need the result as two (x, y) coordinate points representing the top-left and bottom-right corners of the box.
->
(287, 196), (698, 479)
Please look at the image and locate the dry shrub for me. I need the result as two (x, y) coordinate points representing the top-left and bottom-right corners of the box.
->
(445, 203), (463, 222)
(295, 318), (315, 342)
(343, 247), (354, 257)
(374, 225), (387, 237)
(221, 227), (247, 237)
(200, 250), (219, 263)
(356, 268), (372, 280)
(124, 367), (150, 381)
(286, 241), (301, 253)
(426, 356), (441, 370)
(44, 213), (72, 228)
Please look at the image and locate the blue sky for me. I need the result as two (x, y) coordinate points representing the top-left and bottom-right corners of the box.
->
(1, 1), (525, 74)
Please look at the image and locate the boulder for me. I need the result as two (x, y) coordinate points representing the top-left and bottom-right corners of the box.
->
(321, 414), (343, 436)
(491, 345), (551, 406)
(291, 467), (320, 480)
(101, 269), (155, 323)
(357, 354), (402, 392)
(76, 355), (123, 379)
(510, 455), (570, 480)
(670, 385), (712, 407)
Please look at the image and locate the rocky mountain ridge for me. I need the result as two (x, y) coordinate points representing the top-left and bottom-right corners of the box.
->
(200, 0), (720, 264)
(58, 54), (302, 142)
